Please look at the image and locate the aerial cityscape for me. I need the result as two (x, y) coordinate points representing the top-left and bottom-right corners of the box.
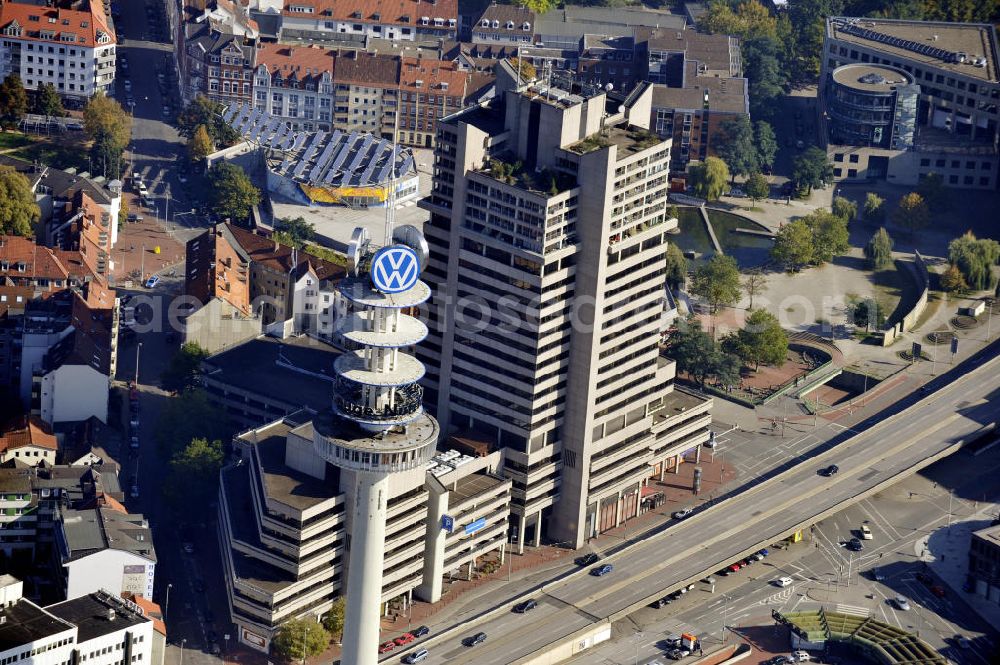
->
(0, 0), (999, 664)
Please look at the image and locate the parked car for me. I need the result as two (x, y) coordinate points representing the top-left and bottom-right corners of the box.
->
(860, 524), (873, 540)
(393, 634), (415, 647)
(513, 599), (538, 614)
(818, 464), (839, 477)
(145, 275), (160, 289)
(763, 657), (791, 665)
(791, 650), (811, 662)
(726, 187), (746, 198)
(894, 595), (911, 611)
(402, 650), (428, 664)
(378, 642), (395, 654)
(667, 647), (690, 660)
(672, 508), (694, 520)
(411, 626), (430, 638)
(590, 564), (614, 577)
(776, 576), (794, 587)
(847, 537), (864, 552)
(575, 553), (600, 567)
(462, 632), (487, 647)
(650, 596), (671, 609)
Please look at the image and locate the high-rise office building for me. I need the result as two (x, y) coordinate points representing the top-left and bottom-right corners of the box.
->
(419, 66), (713, 550)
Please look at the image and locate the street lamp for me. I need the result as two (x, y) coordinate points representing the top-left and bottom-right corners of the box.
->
(721, 593), (732, 645)
(179, 639), (186, 665)
(135, 342), (143, 385)
(164, 583), (172, 622)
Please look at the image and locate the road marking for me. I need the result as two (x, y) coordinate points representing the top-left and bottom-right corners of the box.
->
(861, 497), (903, 541)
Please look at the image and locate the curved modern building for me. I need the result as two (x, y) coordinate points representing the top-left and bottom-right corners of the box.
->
(827, 63), (918, 149)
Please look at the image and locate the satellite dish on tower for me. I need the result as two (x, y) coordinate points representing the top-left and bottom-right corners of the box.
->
(346, 227), (371, 277)
(392, 224), (429, 274)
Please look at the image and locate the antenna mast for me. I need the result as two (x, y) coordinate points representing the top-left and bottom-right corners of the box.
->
(383, 83), (402, 246)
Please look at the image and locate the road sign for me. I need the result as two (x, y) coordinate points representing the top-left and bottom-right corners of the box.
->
(370, 245), (419, 293)
(951, 337), (959, 354)
(464, 517), (487, 535)
(441, 515), (454, 533)
(911, 341), (922, 360)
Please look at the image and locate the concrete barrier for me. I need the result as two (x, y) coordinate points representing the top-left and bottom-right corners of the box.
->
(508, 621), (613, 665)
(879, 251), (930, 346)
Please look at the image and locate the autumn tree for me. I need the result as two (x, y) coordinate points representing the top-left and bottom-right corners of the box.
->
(83, 93), (132, 179)
(273, 619), (329, 661)
(507, 57), (537, 82)
(939, 264), (968, 293)
(892, 192), (930, 234)
(187, 124), (214, 163)
(0, 75), (28, 130)
(177, 95), (240, 146)
(207, 162), (261, 224)
(0, 166), (41, 236)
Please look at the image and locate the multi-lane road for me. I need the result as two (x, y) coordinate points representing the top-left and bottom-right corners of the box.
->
(399, 354), (1000, 665)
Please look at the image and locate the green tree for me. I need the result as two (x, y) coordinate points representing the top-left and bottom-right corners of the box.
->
(160, 343), (208, 393)
(0, 166), (41, 236)
(716, 116), (758, 181)
(187, 124), (214, 163)
(164, 437), (224, 509)
(744, 171), (770, 204)
(35, 83), (65, 117)
(322, 597), (346, 640)
(155, 389), (230, 458)
(754, 120), (778, 170)
(83, 93), (131, 179)
(916, 172), (948, 211)
(849, 298), (886, 331)
(831, 196), (857, 222)
(272, 619), (330, 662)
(517, 0), (556, 13)
(689, 156), (730, 201)
(791, 147), (833, 194)
(666, 318), (718, 387)
(177, 95), (240, 146)
(787, 0), (841, 81)
(743, 36), (788, 121)
(276, 216), (317, 245)
(711, 351), (743, 387)
(892, 192), (930, 234)
(700, 0), (779, 41)
(724, 309), (788, 370)
(0, 75), (28, 130)
(208, 162), (261, 223)
(948, 231), (1000, 291)
(864, 227), (894, 271)
(771, 219), (814, 269)
(742, 268), (768, 309)
(939, 264), (968, 293)
(665, 242), (688, 290)
(804, 209), (850, 264)
(691, 254), (742, 312)
(863, 192), (884, 223)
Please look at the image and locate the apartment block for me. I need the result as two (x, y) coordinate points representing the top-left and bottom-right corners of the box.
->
(278, 0), (457, 43)
(218, 412), (511, 651)
(181, 0), (259, 105)
(0, 0), (115, 102)
(821, 17), (1000, 188)
(418, 68), (713, 549)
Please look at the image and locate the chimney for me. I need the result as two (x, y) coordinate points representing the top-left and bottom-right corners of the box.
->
(106, 608), (116, 621)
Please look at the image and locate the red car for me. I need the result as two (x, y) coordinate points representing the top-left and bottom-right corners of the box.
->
(378, 642), (395, 654)
(728, 563), (741, 573)
(393, 633), (416, 647)
(931, 585), (946, 598)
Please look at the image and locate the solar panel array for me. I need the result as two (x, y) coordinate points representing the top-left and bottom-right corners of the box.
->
(220, 103), (413, 188)
(836, 20), (964, 64)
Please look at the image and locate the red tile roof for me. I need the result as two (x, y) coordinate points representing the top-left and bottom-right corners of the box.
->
(0, 0), (115, 48)
(333, 50), (400, 87)
(0, 235), (73, 282)
(281, 0), (457, 26)
(256, 43), (336, 78)
(224, 223), (345, 282)
(399, 56), (467, 94)
(0, 417), (58, 454)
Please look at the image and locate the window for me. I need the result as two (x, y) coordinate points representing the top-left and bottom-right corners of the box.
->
(847, 169), (857, 177)
(849, 154), (859, 163)
(920, 158), (930, 167)
(834, 153), (844, 162)
(949, 174), (958, 184)
(980, 176), (990, 186)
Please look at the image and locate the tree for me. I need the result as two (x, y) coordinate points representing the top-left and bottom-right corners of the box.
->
(831, 196), (857, 223)
(517, 0), (556, 13)
(691, 254), (742, 313)
(0, 166), (41, 236)
(742, 268), (768, 309)
(791, 147), (833, 194)
(273, 619), (329, 662)
(665, 242), (687, 290)
(863, 192), (884, 223)
(689, 157), (730, 201)
(322, 597), (346, 640)
(208, 162), (261, 224)
(891, 192), (930, 234)
(849, 298), (886, 331)
(700, 0), (779, 41)
(155, 389), (230, 458)
(716, 116), (758, 181)
(187, 124), (214, 163)
(743, 36), (788, 121)
(164, 437), (224, 509)
(276, 216), (317, 245)
(948, 231), (1000, 291)
(161, 343), (208, 393)
(804, 210), (850, 264)
(725, 309), (788, 370)
(916, 172), (948, 211)
(35, 83), (65, 118)
(83, 93), (131, 179)
(771, 219), (814, 269)
(177, 95), (240, 146)
(507, 57), (537, 82)
(754, 120), (778, 171)
(666, 319), (718, 387)
(939, 264), (968, 293)
(711, 351), (743, 387)
(864, 227), (894, 271)
(0, 75), (28, 130)
(744, 172), (770, 204)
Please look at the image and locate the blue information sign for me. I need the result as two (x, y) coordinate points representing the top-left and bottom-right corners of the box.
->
(441, 515), (454, 533)
(464, 517), (487, 535)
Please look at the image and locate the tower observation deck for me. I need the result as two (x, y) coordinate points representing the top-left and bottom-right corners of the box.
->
(312, 225), (439, 665)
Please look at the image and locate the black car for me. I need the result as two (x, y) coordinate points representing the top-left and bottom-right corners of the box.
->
(462, 632), (487, 647)
(847, 537), (864, 551)
(575, 553), (599, 567)
(412, 625), (430, 638)
(818, 464), (839, 477)
(649, 596), (671, 609)
(513, 599), (537, 613)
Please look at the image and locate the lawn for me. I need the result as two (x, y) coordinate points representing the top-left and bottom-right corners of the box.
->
(0, 131), (33, 151)
(13, 138), (90, 173)
(871, 260), (924, 328)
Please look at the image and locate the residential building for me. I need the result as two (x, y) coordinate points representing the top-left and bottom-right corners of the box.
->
(469, 5), (534, 46)
(821, 17), (1000, 188)
(56, 506), (156, 601)
(0, 235), (95, 296)
(45, 591), (155, 665)
(218, 411), (510, 651)
(0, 417), (58, 467)
(418, 68), (713, 549)
(0, 473), (36, 557)
(120, 595), (165, 665)
(0, 577), (77, 665)
(969, 522), (1000, 605)
(277, 0), (458, 43)
(181, 0), (259, 105)
(0, 0), (116, 103)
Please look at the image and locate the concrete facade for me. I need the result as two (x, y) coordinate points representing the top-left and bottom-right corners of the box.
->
(38, 364), (109, 426)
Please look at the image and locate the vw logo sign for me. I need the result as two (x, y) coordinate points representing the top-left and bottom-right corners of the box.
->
(370, 245), (420, 293)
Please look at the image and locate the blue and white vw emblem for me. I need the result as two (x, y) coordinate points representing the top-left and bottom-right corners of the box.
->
(370, 245), (419, 293)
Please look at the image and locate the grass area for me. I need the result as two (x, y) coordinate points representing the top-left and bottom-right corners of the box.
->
(0, 132), (33, 151)
(13, 139), (90, 172)
(870, 261), (923, 327)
